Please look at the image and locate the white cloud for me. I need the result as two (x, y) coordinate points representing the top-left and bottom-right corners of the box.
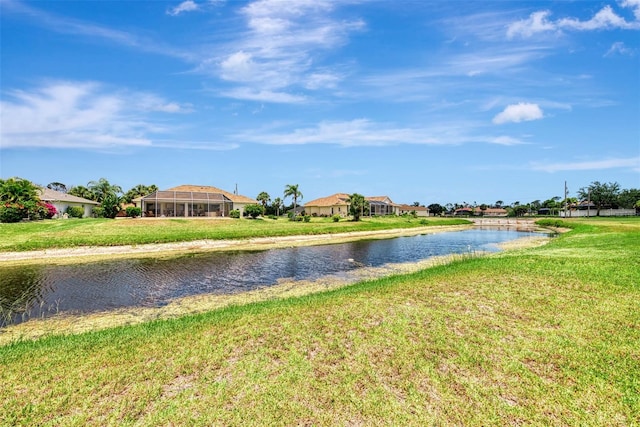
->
(0, 81), (187, 149)
(231, 118), (523, 148)
(493, 103), (544, 124)
(605, 41), (635, 56)
(489, 136), (527, 146)
(507, 3), (640, 38)
(167, 1), (199, 16)
(201, 0), (364, 103)
(530, 157), (640, 173)
(220, 88), (306, 103)
(507, 11), (557, 39)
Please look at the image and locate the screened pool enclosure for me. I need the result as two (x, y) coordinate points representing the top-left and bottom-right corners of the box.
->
(140, 190), (233, 217)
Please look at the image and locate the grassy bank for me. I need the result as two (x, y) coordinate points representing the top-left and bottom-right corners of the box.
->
(0, 216), (468, 252)
(1, 218), (638, 425)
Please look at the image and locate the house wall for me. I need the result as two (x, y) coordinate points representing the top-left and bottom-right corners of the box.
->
(306, 205), (349, 217)
(52, 202), (94, 218)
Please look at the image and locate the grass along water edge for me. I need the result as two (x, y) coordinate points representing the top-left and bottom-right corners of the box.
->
(0, 218), (638, 425)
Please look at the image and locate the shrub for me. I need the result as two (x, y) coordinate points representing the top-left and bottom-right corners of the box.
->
(42, 202), (57, 219)
(92, 207), (104, 218)
(101, 193), (121, 219)
(244, 204), (263, 219)
(126, 207), (141, 218)
(332, 214), (340, 222)
(230, 209), (240, 219)
(268, 215), (278, 220)
(419, 219), (429, 225)
(303, 215), (311, 222)
(0, 203), (26, 223)
(67, 206), (85, 218)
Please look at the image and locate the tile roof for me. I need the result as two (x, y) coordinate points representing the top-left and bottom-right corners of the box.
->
(38, 188), (99, 205)
(165, 185), (257, 204)
(304, 193), (351, 207)
(366, 196), (396, 205)
(397, 204), (429, 211)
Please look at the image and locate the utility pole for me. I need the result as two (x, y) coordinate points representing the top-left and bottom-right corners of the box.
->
(564, 181), (568, 218)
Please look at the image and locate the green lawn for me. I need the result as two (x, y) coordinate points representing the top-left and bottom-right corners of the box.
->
(0, 218), (638, 425)
(0, 216), (468, 252)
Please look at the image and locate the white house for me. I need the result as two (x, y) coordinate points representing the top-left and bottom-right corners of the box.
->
(38, 188), (99, 218)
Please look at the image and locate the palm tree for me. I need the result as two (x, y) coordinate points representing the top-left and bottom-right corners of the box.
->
(272, 197), (283, 216)
(283, 184), (303, 216)
(124, 184), (158, 203)
(68, 185), (95, 201)
(347, 193), (367, 221)
(0, 177), (39, 203)
(88, 178), (122, 203)
(256, 191), (270, 215)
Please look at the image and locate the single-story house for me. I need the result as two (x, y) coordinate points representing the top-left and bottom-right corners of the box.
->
(304, 193), (351, 217)
(304, 193), (400, 217)
(38, 188), (99, 218)
(137, 184), (257, 218)
(366, 196), (398, 216)
(397, 204), (430, 217)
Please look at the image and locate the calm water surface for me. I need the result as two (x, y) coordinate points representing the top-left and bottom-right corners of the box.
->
(0, 228), (542, 325)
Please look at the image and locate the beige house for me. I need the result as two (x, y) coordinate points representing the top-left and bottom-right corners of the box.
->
(138, 185), (257, 218)
(304, 193), (351, 217)
(305, 193), (401, 218)
(397, 204), (430, 217)
(366, 196), (398, 216)
(38, 188), (99, 218)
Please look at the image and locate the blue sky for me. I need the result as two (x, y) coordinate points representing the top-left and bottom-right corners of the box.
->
(1, 0), (639, 206)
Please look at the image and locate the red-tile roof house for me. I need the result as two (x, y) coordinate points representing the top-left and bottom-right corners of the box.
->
(304, 193), (351, 217)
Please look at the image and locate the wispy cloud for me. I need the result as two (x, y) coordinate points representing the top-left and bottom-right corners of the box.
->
(493, 103), (544, 124)
(2, 0), (192, 60)
(231, 118), (528, 148)
(0, 81), (190, 150)
(166, 0), (225, 16)
(199, 0), (365, 103)
(507, 2), (640, 39)
(167, 1), (200, 16)
(605, 41), (635, 57)
(530, 157), (640, 173)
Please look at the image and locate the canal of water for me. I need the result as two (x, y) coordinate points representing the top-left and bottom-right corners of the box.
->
(0, 228), (544, 326)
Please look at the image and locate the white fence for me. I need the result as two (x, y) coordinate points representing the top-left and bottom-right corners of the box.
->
(560, 208), (637, 217)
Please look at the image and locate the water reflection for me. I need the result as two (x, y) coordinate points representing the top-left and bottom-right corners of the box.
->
(0, 229), (541, 325)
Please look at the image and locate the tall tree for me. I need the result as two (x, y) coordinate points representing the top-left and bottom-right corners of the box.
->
(428, 203), (444, 216)
(347, 193), (368, 221)
(283, 184), (303, 216)
(88, 178), (123, 203)
(68, 185), (95, 201)
(577, 181), (621, 216)
(618, 188), (640, 209)
(47, 182), (67, 193)
(0, 177), (39, 203)
(256, 191), (270, 215)
(272, 197), (283, 216)
(123, 184), (158, 203)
